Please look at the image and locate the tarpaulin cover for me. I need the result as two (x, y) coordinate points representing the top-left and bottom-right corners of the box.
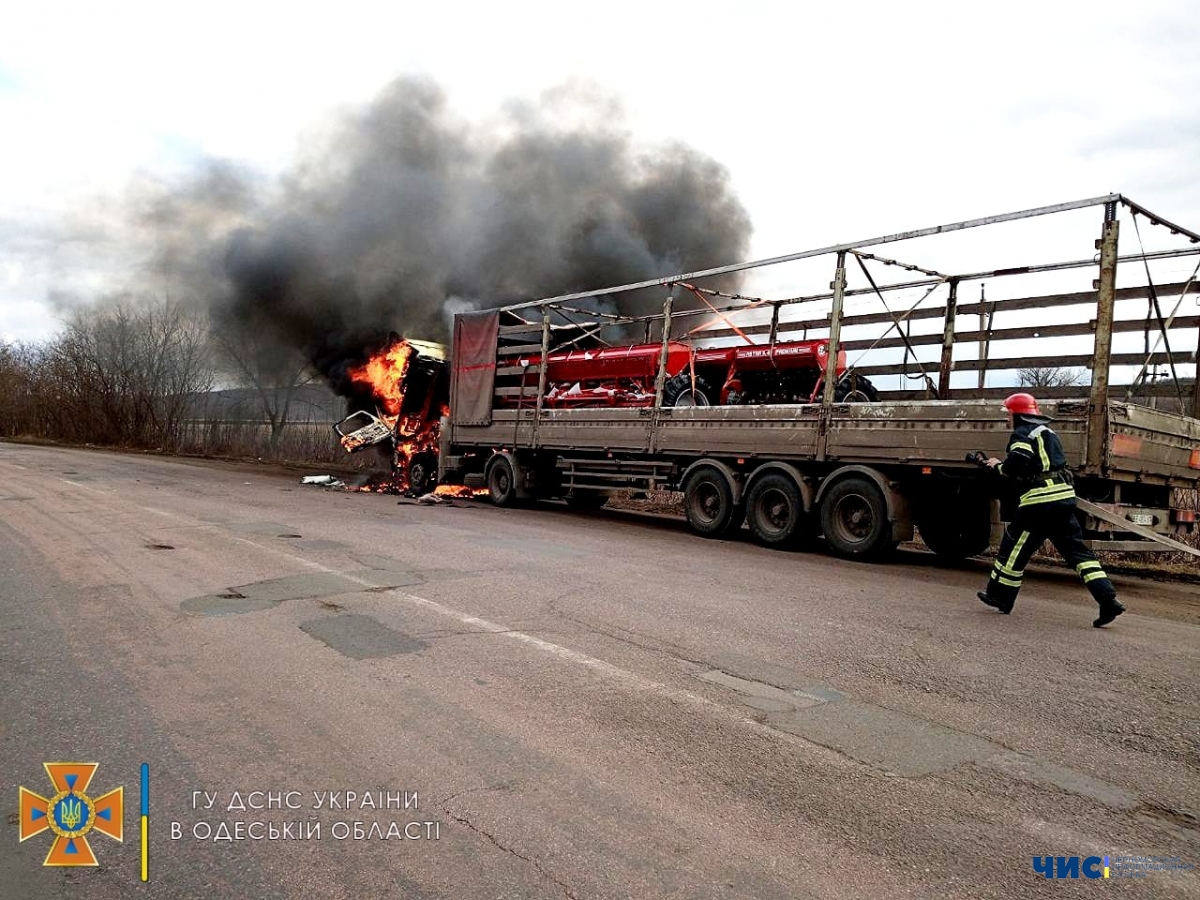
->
(451, 309), (500, 426)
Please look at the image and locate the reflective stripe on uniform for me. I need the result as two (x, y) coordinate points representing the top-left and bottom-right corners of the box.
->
(1019, 491), (1075, 507)
(993, 559), (1023, 578)
(1009, 441), (1034, 454)
(1020, 482), (1074, 497)
(1004, 530), (1031, 572)
(1019, 483), (1076, 506)
(1029, 425), (1052, 471)
(1071, 549), (1109, 585)
(1035, 436), (1051, 470)
(990, 572), (1023, 588)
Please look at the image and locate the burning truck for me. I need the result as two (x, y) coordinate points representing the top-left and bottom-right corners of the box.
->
(335, 331), (877, 493)
(334, 337), (450, 495)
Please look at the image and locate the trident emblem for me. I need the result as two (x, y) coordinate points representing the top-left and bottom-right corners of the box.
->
(60, 797), (83, 830)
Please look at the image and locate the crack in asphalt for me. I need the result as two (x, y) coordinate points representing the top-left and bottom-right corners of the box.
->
(1137, 801), (1200, 835)
(439, 802), (577, 900)
(545, 592), (713, 669)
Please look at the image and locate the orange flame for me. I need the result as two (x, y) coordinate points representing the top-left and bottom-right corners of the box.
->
(343, 338), (454, 496)
(432, 485), (490, 498)
(348, 341), (414, 417)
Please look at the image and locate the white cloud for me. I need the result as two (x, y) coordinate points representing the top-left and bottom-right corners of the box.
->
(1, 0), (1199, 346)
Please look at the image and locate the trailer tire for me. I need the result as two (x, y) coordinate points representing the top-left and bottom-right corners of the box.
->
(820, 475), (896, 560)
(917, 491), (991, 560)
(834, 372), (880, 403)
(684, 466), (743, 538)
(745, 472), (809, 548)
(662, 373), (715, 407)
(486, 455), (519, 507)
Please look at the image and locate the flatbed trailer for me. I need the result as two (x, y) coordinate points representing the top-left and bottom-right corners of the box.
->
(440, 195), (1200, 561)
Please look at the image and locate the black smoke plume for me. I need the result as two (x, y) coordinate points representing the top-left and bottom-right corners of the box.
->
(144, 77), (752, 398)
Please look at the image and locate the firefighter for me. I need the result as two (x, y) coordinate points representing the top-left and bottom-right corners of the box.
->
(977, 392), (1126, 627)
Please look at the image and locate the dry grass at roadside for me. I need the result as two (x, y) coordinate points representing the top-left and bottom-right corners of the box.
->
(605, 488), (685, 516)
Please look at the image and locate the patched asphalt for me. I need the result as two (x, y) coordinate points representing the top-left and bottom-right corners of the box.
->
(1, 443), (1197, 899)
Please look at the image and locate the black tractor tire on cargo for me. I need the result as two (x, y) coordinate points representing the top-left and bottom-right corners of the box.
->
(834, 373), (880, 403)
(917, 491), (992, 559)
(662, 372), (716, 407)
(820, 475), (896, 560)
(683, 466), (744, 538)
(407, 452), (438, 496)
(745, 472), (810, 548)
(485, 455), (519, 507)
(565, 490), (608, 510)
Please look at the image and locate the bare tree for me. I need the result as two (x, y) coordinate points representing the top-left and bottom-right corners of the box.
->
(1018, 366), (1086, 390)
(212, 330), (313, 455)
(0, 341), (43, 436)
(151, 301), (215, 446)
(3, 296), (213, 449)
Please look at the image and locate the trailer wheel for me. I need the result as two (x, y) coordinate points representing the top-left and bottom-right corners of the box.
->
(662, 373), (715, 407)
(917, 492), (991, 559)
(684, 466), (742, 537)
(820, 476), (896, 559)
(745, 472), (808, 547)
(485, 455), (519, 507)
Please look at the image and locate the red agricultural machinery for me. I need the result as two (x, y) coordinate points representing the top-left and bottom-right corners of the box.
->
(501, 337), (878, 408)
(334, 334), (877, 494)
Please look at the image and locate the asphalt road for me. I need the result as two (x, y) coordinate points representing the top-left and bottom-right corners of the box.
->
(1, 443), (1197, 899)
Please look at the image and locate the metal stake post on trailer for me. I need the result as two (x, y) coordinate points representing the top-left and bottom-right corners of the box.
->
(648, 289), (676, 456)
(821, 251), (848, 408)
(1194, 323), (1200, 419)
(652, 288), (675, 410)
(817, 251), (847, 462)
(532, 312), (552, 448)
(976, 284), (991, 392)
(1086, 201), (1120, 472)
(938, 278), (959, 399)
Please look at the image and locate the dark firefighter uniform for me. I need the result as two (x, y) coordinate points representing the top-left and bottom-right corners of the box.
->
(980, 411), (1125, 627)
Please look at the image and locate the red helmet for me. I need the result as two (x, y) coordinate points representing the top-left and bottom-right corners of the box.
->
(1002, 392), (1040, 416)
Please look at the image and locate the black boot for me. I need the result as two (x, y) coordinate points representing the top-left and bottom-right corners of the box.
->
(977, 591), (1013, 614)
(1093, 597), (1125, 628)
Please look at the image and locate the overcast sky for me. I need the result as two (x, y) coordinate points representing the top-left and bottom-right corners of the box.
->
(2, 0), (1199, 356)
